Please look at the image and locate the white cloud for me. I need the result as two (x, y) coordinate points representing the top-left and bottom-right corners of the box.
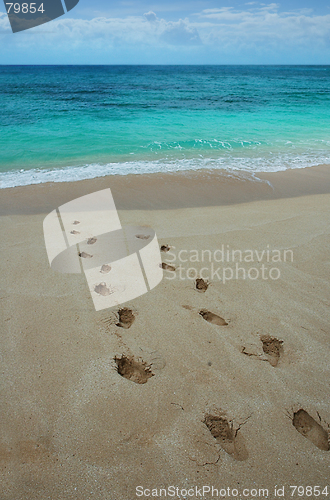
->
(160, 19), (201, 45)
(0, 10), (10, 28)
(192, 4), (330, 49)
(200, 8), (230, 14)
(144, 11), (157, 22)
(0, 6), (330, 62)
(0, 13), (203, 48)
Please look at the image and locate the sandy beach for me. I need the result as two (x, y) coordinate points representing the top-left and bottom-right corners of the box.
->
(0, 165), (329, 500)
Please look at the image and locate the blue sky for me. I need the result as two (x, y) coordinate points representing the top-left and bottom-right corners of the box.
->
(0, 0), (330, 64)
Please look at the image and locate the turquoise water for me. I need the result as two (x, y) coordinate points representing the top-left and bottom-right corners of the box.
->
(1, 65), (330, 187)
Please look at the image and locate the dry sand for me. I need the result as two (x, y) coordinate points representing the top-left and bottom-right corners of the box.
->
(0, 166), (329, 499)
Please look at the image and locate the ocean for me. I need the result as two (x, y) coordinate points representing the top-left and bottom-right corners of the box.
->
(0, 65), (330, 188)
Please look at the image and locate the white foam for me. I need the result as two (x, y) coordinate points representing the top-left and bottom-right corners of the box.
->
(1, 152), (330, 189)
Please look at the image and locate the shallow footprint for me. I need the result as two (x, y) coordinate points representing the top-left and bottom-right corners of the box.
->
(79, 251), (93, 259)
(94, 283), (111, 296)
(260, 335), (283, 367)
(114, 355), (154, 384)
(116, 308), (135, 329)
(204, 413), (248, 461)
(87, 237), (97, 245)
(136, 234), (150, 240)
(293, 409), (329, 451)
(100, 264), (111, 274)
(199, 309), (228, 326)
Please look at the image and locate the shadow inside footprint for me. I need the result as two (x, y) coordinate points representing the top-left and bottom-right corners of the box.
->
(204, 414), (248, 461)
(293, 409), (329, 451)
(100, 264), (111, 274)
(195, 278), (209, 293)
(79, 251), (93, 259)
(87, 237), (97, 245)
(161, 262), (176, 271)
(116, 308), (135, 329)
(114, 355), (154, 384)
(260, 335), (283, 367)
(199, 309), (228, 326)
(94, 283), (111, 296)
(160, 244), (170, 252)
(136, 234), (150, 240)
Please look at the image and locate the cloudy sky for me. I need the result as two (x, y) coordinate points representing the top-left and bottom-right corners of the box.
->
(0, 0), (330, 64)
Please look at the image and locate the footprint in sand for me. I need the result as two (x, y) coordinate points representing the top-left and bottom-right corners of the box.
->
(195, 278), (209, 293)
(161, 262), (176, 271)
(204, 413), (249, 461)
(94, 283), (112, 296)
(136, 234), (150, 240)
(160, 244), (171, 253)
(73, 220), (80, 225)
(199, 309), (228, 326)
(87, 237), (97, 245)
(260, 335), (283, 367)
(70, 230), (80, 235)
(292, 409), (329, 451)
(241, 335), (283, 367)
(116, 308), (135, 329)
(114, 355), (154, 384)
(79, 251), (93, 259)
(100, 264), (111, 274)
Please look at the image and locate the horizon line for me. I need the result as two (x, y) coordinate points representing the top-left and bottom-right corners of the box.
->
(1, 63), (330, 67)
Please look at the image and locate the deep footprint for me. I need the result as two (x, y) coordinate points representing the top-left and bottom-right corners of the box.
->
(160, 244), (170, 252)
(199, 309), (228, 326)
(114, 355), (154, 384)
(195, 278), (209, 292)
(260, 335), (283, 367)
(293, 409), (329, 451)
(204, 413), (248, 461)
(116, 308), (135, 329)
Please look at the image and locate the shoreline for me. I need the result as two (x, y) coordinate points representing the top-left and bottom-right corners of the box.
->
(0, 164), (329, 215)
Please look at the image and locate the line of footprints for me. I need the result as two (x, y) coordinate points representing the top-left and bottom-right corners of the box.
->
(105, 244), (330, 460)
